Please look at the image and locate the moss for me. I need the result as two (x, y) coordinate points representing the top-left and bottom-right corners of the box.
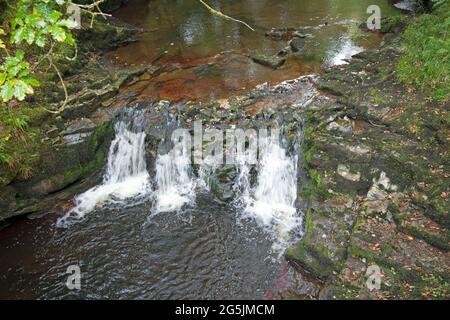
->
(286, 241), (337, 280)
(89, 120), (114, 152)
(64, 150), (105, 184)
(380, 15), (406, 33)
(305, 210), (313, 233)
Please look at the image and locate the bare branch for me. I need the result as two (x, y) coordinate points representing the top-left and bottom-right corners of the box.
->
(199, 0), (255, 32)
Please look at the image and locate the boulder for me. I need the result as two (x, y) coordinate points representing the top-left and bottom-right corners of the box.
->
(251, 53), (286, 69)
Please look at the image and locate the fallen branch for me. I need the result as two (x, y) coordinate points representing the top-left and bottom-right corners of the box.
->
(76, 0), (111, 28)
(199, 0), (255, 31)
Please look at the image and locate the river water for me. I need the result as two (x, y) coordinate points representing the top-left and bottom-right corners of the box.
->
(0, 0), (400, 299)
(110, 0), (399, 101)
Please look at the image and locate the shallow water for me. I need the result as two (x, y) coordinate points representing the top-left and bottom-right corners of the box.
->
(0, 194), (286, 299)
(110, 0), (399, 101)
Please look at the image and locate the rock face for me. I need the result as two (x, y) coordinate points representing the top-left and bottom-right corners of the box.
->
(265, 28), (312, 41)
(0, 121), (114, 219)
(0, 13), (145, 221)
(286, 35), (449, 299)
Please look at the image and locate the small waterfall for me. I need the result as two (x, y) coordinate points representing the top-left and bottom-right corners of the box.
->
(236, 136), (302, 251)
(154, 137), (195, 213)
(58, 118), (150, 226)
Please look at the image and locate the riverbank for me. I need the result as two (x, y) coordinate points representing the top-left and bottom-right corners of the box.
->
(286, 9), (449, 298)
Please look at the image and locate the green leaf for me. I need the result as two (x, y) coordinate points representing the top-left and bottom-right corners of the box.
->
(1, 81), (14, 102)
(0, 73), (6, 86)
(12, 79), (30, 101)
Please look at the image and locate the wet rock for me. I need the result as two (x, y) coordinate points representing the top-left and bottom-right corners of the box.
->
(359, 16), (406, 34)
(277, 48), (290, 57)
(62, 118), (96, 135)
(289, 38), (306, 53)
(265, 28), (312, 41)
(251, 53), (286, 69)
(289, 33), (449, 299)
(63, 132), (93, 145)
(287, 199), (356, 280)
(0, 121), (114, 220)
(209, 165), (238, 203)
(394, 0), (417, 12)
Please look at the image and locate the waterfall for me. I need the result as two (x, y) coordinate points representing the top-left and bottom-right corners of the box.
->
(236, 137), (302, 251)
(154, 138), (195, 213)
(57, 120), (150, 226)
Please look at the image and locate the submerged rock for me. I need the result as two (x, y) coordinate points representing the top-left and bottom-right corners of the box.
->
(265, 28), (313, 41)
(289, 38), (307, 53)
(251, 53), (286, 69)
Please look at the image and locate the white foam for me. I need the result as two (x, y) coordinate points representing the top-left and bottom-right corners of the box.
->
(154, 143), (195, 213)
(236, 137), (302, 252)
(58, 121), (150, 226)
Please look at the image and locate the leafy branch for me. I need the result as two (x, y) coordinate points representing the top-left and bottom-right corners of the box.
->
(0, 0), (103, 112)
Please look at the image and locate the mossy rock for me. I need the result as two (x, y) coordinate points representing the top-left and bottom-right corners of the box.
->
(251, 53), (286, 69)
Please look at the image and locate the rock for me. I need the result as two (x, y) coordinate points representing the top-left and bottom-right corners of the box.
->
(286, 202), (356, 280)
(359, 16), (406, 34)
(394, 0), (416, 12)
(251, 53), (286, 69)
(209, 165), (238, 203)
(0, 121), (114, 220)
(337, 164), (361, 182)
(63, 132), (93, 145)
(289, 38), (306, 53)
(265, 28), (312, 41)
(277, 48), (290, 57)
(62, 118), (96, 135)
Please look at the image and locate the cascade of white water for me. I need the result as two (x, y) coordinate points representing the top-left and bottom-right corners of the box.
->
(154, 140), (195, 213)
(236, 137), (302, 251)
(57, 121), (150, 226)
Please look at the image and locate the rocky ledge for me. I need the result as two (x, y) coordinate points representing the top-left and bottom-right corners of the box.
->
(286, 35), (449, 299)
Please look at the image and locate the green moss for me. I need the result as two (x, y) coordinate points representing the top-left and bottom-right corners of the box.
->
(287, 241), (337, 279)
(397, 3), (450, 102)
(64, 150), (105, 184)
(89, 121), (114, 152)
(305, 210), (313, 233)
(380, 15), (406, 33)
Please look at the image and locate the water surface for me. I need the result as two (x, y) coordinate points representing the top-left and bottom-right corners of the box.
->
(110, 0), (399, 101)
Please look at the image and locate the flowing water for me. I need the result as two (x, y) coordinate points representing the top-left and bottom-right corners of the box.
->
(236, 136), (302, 253)
(58, 119), (150, 225)
(0, 0), (401, 299)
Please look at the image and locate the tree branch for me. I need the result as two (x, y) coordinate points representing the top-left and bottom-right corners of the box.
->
(199, 0), (255, 31)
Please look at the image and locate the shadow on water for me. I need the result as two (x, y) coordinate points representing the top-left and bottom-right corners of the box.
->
(0, 193), (284, 299)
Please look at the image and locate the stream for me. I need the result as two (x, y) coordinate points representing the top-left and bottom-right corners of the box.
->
(0, 0), (400, 299)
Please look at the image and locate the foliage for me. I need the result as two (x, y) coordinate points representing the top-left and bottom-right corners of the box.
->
(10, 0), (77, 47)
(0, 50), (39, 101)
(0, 134), (11, 163)
(397, 1), (450, 101)
(0, 0), (78, 103)
(431, 0), (448, 9)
